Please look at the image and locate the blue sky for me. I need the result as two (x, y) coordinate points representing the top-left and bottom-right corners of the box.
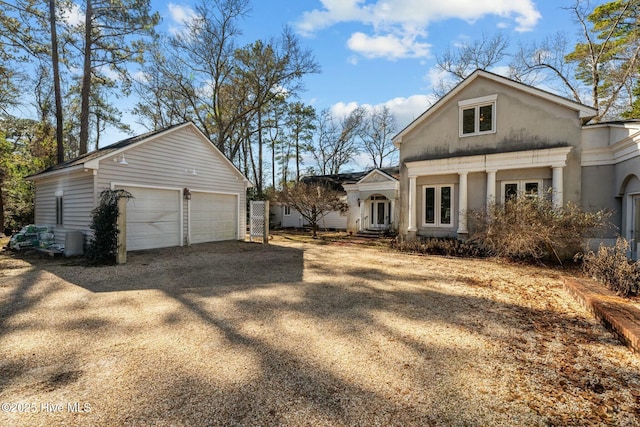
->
(110, 0), (607, 162)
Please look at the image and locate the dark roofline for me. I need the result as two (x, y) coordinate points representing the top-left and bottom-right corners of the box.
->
(301, 166), (399, 189)
(583, 119), (640, 126)
(28, 122), (190, 176)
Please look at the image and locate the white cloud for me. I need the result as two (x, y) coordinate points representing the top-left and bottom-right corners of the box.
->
(60, 2), (84, 27)
(329, 94), (433, 133)
(167, 3), (197, 35)
(330, 101), (361, 118)
(347, 32), (430, 60)
(382, 94), (435, 129)
(295, 0), (541, 60)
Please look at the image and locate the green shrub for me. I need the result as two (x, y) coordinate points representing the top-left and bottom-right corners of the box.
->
(468, 194), (611, 263)
(85, 189), (132, 265)
(580, 238), (640, 297)
(392, 237), (486, 258)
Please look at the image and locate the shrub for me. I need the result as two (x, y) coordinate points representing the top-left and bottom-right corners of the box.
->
(392, 237), (486, 258)
(468, 194), (611, 263)
(580, 238), (640, 297)
(85, 189), (132, 265)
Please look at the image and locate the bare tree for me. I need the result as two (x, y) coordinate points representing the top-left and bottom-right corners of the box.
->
(134, 0), (319, 169)
(511, 0), (640, 121)
(359, 106), (397, 168)
(435, 32), (510, 96)
(311, 107), (365, 175)
(279, 182), (347, 238)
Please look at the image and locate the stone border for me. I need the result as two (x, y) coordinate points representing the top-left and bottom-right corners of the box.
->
(563, 276), (640, 354)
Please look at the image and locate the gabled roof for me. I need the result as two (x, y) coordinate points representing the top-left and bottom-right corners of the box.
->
(356, 168), (399, 184)
(301, 167), (399, 191)
(393, 69), (598, 146)
(27, 122), (250, 184)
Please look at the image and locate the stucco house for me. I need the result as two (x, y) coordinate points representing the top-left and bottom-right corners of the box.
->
(392, 69), (640, 258)
(26, 122), (251, 251)
(271, 167), (399, 234)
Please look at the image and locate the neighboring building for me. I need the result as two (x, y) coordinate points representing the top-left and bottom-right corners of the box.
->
(392, 69), (640, 258)
(582, 120), (640, 257)
(26, 122), (251, 251)
(271, 167), (399, 234)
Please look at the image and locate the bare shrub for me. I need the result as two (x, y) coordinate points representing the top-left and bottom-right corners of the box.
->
(468, 194), (611, 263)
(580, 238), (640, 297)
(392, 237), (486, 258)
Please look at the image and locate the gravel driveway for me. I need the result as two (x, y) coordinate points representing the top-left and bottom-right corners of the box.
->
(1, 235), (639, 426)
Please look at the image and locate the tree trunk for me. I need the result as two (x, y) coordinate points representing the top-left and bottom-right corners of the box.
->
(271, 137), (275, 190)
(0, 177), (5, 233)
(295, 131), (300, 181)
(257, 111), (263, 197)
(79, 0), (93, 155)
(49, 0), (64, 164)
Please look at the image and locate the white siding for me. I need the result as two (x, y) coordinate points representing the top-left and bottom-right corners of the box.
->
(317, 211), (347, 230)
(281, 207), (305, 228)
(279, 206), (346, 230)
(33, 170), (95, 245)
(97, 125), (247, 241)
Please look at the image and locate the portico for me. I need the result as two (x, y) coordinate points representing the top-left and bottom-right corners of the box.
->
(405, 146), (572, 236)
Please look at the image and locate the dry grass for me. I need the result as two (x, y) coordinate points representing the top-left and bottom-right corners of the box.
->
(1, 233), (639, 426)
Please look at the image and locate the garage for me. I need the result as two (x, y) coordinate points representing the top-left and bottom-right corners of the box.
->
(190, 192), (238, 244)
(121, 186), (181, 251)
(28, 123), (249, 254)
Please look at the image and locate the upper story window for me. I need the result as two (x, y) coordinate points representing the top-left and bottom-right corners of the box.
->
(459, 94), (497, 137)
(284, 205), (291, 216)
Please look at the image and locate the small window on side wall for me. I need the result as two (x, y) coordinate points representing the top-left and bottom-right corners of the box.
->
(55, 195), (64, 225)
(284, 205), (291, 216)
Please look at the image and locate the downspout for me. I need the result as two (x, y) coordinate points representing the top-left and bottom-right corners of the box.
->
(184, 188), (191, 246)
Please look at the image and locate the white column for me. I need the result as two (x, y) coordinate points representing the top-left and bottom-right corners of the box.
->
(408, 176), (417, 231)
(458, 172), (468, 234)
(389, 199), (395, 229)
(486, 170), (497, 210)
(552, 166), (564, 208)
(359, 198), (365, 231)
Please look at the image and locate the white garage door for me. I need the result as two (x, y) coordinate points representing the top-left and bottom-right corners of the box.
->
(121, 187), (181, 251)
(191, 192), (237, 243)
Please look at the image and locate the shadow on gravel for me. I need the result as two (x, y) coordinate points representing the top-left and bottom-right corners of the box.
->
(8, 241), (304, 293)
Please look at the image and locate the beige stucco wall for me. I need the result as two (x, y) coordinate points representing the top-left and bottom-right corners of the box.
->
(398, 75), (585, 237)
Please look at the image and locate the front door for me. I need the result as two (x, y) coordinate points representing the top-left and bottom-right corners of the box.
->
(632, 195), (640, 259)
(370, 197), (389, 230)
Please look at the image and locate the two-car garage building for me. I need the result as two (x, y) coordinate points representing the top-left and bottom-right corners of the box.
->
(27, 122), (250, 252)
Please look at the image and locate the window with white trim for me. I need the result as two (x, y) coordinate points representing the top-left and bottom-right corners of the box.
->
(284, 205), (291, 216)
(459, 94), (497, 136)
(423, 185), (454, 227)
(55, 191), (64, 226)
(503, 180), (542, 203)
(56, 196), (63, 225)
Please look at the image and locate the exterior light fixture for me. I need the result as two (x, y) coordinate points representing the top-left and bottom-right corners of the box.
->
(183, 188), (191, 200)
(113, 154), (128, 165)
